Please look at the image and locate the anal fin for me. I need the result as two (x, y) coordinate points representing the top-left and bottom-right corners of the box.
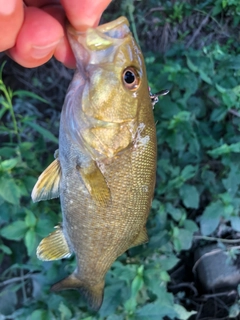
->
(37, 225), (71, 261)
(130, 228), (148, 248)
(51, 273), (104, 311)
(32, 158), (61, 202)
(77, 161), (110, 206)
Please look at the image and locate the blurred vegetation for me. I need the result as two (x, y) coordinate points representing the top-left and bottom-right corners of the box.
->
(0, 0), (240, 319)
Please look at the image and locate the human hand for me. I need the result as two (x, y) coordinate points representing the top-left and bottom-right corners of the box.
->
(0, 0), (112, 68)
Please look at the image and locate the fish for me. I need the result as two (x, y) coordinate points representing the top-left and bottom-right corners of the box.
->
(31, 16), (157, 311)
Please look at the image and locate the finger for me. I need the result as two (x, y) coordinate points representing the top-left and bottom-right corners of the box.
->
(54, 36), (76, 68)
(0, 0), (24, 51)
(8, 6), (64, 68)
(42, 5), (76, 68)
(60, 0), (112, 31)
(24, 0), (59, 6)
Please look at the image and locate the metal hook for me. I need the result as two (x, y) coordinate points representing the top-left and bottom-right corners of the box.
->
(149, 88), (170, 108)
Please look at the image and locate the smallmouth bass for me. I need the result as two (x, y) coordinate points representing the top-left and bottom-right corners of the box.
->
(32, 16), (157, 311)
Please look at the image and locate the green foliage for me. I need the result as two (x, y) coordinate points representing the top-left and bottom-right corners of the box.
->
(0, 1), (240, 319)
(146, 38), (240, 242)
(0, 63), (61, 318)
(213, 0), (240, 25)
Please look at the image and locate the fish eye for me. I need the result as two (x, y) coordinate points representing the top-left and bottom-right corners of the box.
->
(122, 67), (140, 91)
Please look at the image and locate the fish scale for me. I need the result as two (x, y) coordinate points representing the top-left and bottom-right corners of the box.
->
(31, 16), (157, 311)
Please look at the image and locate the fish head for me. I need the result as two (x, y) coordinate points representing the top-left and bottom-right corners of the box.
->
(62, 17), (150, 160)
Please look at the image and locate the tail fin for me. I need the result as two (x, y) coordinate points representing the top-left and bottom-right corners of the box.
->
(51, 273), (104, 311)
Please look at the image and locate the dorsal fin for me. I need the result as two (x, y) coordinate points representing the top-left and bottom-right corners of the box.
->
(31, 158), (61, 202)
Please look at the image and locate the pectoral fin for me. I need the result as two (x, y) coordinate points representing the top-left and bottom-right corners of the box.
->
(77, 161), (110, 206)
(130, 228), (148, 248)
(37, 225), (71, 261)
(31, 158), (61, 202)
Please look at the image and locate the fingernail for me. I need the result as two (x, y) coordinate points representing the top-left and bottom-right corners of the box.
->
(31, 41), (60, 59)
(0, 0), (16, 15)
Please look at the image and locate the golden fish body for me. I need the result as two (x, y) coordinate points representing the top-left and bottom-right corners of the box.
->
(32, 17), (156, 311)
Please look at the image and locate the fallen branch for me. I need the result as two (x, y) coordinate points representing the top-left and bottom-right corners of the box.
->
(229, 109), (240, 118)
(186, 11), (211, 48)
(0, 274), (31, 287)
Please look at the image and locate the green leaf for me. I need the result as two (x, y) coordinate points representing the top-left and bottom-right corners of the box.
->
(183, 219), (198, 233)
(173, 237), (182, 252)
(0, 158), (19, 171)
(19, 141), (34, 152)
(178, 228), (194, 250)
(209, 142), (240, 157)
(187, 96), (206, 118)
(166, 203), (182, 221)
(156, 96), (181, 119)
(174, 304), (197, 320)
(230, 143), (240, 153)
(0, 202), (12, 224)
(200, 201), (224, 235)
(24, 229), (37, 256)
(0, 244), (12, 255)
(159, 255), (180, 271)
(58, 302), (72, 320)
(0, 176), (21, 205)
(99, 282), (123, 318)
(208, 144), (230, 156)
(136, 301), (177, 319)
(35, 219), (55, 237)
(160, 270), (170, 282)
(24, 120), (58, 144)
(0, 288), (17, 315)
(124, 297), (137, 313)
(224, 204), (234, 216)
(230, 216), (240, 232)
(233, 84), (240, 95)
(0, 147), (16, 158)
(216, 83), (226, 93)
(111, 261), (137, 284)
(27, 309), (48, 320)
(25, 209), (37, 228)
(0, 60), (7, 79)
(107, 315), (124, 320)
(180, 184), (199, 209)
(199, 70), (212, 84)
(13, 90), (50, 104)
(229, 302), (240, 318)
(168, 111), (191, 130)
(186, 57), (198, 72)
(124, 268), (144, 312)
(131, 274), (144, 298)
(145, 279), (174, 304)
(0, 221), (27, 240)
(222, 91), (236, 108)
(210, 108), (227, 122)
(181, 165), (197, 181)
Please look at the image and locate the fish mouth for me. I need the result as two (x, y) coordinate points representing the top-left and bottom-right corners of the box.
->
(67, 16), (130, 51)
(95, 16), (129, 36)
